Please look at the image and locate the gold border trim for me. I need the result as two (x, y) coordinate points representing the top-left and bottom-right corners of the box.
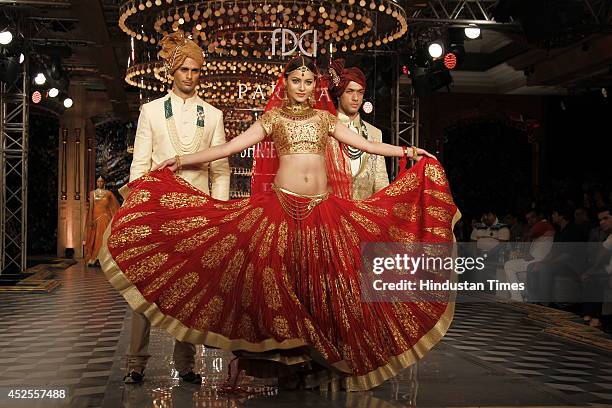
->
(99, 205), (462, 391)
(100, 225), (308, 352)
(344, 207), (461, 391)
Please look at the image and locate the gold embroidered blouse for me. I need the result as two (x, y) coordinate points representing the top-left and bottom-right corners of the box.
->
(257, 106), (338, 156)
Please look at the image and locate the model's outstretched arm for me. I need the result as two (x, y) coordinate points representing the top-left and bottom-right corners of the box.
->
(153, 122), (267, 172)
(332, 121), (436, 160)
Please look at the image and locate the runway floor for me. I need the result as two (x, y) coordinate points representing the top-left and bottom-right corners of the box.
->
(0, 263), (611, 407)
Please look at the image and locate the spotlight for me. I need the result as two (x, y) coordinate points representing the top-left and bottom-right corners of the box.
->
(31, 91), (42, 104)
(444, 53), (457, 70)
(401, 65), (409, 75)
(34, 72), (46, 85)
(464, 24), (481, 39)
(428, 42), (443, 59)
(19, 53), (24, 64)
(0, 30), (13, 45)
(63, 97), (73, 108)
(49, 88), (59, 97)
(444, 45), (465, 70)
(362, 101), (373, 114)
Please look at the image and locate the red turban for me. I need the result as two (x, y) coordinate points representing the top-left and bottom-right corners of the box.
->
(327, 59), (367, 99)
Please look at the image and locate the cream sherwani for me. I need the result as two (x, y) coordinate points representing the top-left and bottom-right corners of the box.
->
(338, 112), (390, 200)
(126, 90), (230, 375)
(130, 91), (230, 199)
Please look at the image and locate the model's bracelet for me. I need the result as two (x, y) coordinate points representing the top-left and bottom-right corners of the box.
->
(411, 146), (418, 161)
(174, 154), (182, 169)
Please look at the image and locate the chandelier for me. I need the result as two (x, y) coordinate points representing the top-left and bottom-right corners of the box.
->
(126, 58), (281, 108)
(119, 0), (408, 57)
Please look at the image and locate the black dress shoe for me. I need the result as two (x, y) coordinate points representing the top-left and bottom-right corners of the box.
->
(179, 371), (202, 384)
(123, 370), (144, 384)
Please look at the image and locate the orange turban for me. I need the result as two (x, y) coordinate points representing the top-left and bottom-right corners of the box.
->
(158, 32), (204, 74)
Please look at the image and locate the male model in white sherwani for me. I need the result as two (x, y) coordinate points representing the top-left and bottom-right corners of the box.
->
(123, 32), (230, 385)
(328, 61), (389, 200)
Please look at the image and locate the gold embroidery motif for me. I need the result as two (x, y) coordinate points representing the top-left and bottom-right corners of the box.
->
(221, 205), (251, 223)
(339, 307), (351, 331)
(142, 261), (187, 296)
(160, 192), (208, 209)
(249, 217), (269, 252)
(424, 163), (448, 186)
(388, 226), (417, 243)
(263, 267), (282, 310)
(277, 221), (288, 257)
(201, 234), (238, 269)
(140, 174), (161, 182)
(241, 263), (254, 309)
(425, 227), (453, 240)
(426, 206), (453, 223)
(237, 207), (264, 232)
(114, 211), (155, 228)
(308, 226), (320, 260)
(339, 216), (360, 246)
(219, 250), (245, 293)
(172, 174), (203, 193)
(222, 307), (236, 334)
(385, 173), (420, 196)
(319, 226), (333, 264)
(303, 318), (328, 359)
(424, 189), (454, 205)
(158, 271), (199, 311)
(237, 315), (256, 341)
(392, 303), (419, 337)
(349, 211), (381, 235)
(341, 343), (354, 363)
(261, 108), (331, 156)
(387, 316), (409, 350)
(125, 253), (169, 283)
(160, 216), (208, 235)
(354, 202), (388, 217)
(259, 223), (276, 258)
(280, 265), (302, 308)
(194, 295), (223, 330)
(213, 199), (250, 210)
(115, 243), (160, 263)
(122, 190), (151, 209)
(392, 203), (421, 222)
(175, 227), (219, 252)
(332, 230), (349, 271)
(272, 316), (291, 339)
(108, 225), (152, 248)
(175, 288), (206, 321)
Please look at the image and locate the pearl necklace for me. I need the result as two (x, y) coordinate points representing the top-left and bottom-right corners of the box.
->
(164, 97), (206, 155)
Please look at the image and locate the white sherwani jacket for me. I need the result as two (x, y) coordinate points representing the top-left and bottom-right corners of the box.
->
(338, 112), (390, 200)
(129, 91), (230, 200)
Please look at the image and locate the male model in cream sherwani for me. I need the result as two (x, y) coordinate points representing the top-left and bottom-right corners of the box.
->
(124, 32), (230, 385)
(328, 60), (389, 199)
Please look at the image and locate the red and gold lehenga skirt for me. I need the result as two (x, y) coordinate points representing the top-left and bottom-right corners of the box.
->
(100, 158), (460, 391)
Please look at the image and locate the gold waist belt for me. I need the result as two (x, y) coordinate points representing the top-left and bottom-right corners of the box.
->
(272, 184), (329, 221)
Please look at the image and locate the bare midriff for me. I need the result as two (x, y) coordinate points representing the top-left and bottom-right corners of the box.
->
(274, 153), (329, 195)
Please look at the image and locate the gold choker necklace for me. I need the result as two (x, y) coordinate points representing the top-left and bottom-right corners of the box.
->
(281, 103), (314, 118)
